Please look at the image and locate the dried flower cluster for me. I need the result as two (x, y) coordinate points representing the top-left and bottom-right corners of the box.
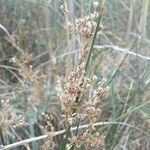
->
(41, 132), (55, 150)
(11, 52), (34, 80)
(69, 127), (105, 149)
(60, 2), (68, 17)
(40, 112), (55, 150)
(0, 100), (25, 133)
(57, 63), (90, 121)
(40, 112), (54, 132)
(68, 12), (98, 38)
(11, 52), (46, 103)
(80, 79), (109, 123)
(57, 63), (109, 122)
(56, 63), (109, 148)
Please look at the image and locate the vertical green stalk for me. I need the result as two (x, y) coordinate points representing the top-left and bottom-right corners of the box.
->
(59, 126), (71, 150)
(141, 0), (149, 39)
(85, 0), (105, 71)
(69, 1), (105, 150)
(60, 1), (105, 149)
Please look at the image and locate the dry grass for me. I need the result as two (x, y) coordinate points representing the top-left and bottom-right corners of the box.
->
(0, 0), (150, 150)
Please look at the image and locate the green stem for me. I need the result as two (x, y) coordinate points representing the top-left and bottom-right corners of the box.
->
(61, 1), (106, 149)
(59, 125), (71, 150)
(85, 0), (105, 71)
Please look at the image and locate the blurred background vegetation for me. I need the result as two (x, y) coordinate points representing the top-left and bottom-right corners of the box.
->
(0, 0), (150, 149)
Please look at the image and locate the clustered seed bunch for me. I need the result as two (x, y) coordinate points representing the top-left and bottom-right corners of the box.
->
(58, 63), (90, 119)
(58, 64), (109, 123)
(11, 52), (34, 80)
(56, 63), (109, 148)
(0, 100), (25, 133)
(41, 132), (55, 150)
(40, 113), (55, 150)
(40, 112), (54, 132)
(69, 127), (105, 149)
(11, 52), (46, 103)
(68, 12), (98, 38)
(79, 78), (109, 123)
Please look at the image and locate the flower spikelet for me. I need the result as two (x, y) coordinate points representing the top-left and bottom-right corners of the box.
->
(68, 12), (98, 38)
(59, 63), (90, 117)
(0, 100), (25, 133)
